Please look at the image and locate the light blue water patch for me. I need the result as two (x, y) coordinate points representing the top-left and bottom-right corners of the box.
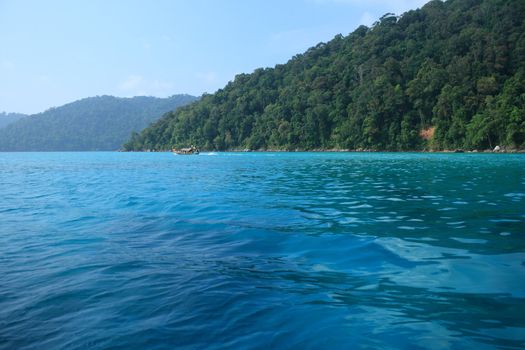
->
(0, 152), (524, 349)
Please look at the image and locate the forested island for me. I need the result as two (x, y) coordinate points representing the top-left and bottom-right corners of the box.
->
(0, 95), (197, 151)
(124, 0), (524, 152)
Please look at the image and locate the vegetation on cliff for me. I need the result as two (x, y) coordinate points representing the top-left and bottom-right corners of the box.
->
(124, 0), (525, 151)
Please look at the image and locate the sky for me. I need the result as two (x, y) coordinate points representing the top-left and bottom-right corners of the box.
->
(0, 0), (429, 114)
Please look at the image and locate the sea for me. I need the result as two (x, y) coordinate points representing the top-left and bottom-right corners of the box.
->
(0, 152), (524, 349)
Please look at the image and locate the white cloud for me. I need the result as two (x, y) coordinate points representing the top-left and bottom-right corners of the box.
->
(359, 11), (375, 26)
(151, 79), (175, 92)
(1, 60), (15, 72)
(267, 27), (331, 57)
(37, 75), (51, 83)
(309, 0), (430, 15)
(311, 0), (427, 5)
(119, 75), (144, 91)
(195, 71), (218, 85)
(117, 75), (175, 96)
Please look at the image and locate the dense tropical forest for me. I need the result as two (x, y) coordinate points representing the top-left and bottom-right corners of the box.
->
(0, 95), (197, 151)
(0, 112), (26, 130)
(124, 0), (525, 152)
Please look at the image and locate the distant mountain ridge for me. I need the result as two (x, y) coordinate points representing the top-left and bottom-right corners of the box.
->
(0, 95), (197, 151)
(124, 0), (525, 151)
(0, 112), (27, 129)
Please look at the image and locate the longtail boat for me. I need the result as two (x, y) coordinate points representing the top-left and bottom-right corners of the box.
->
(173, 146), (199, 155)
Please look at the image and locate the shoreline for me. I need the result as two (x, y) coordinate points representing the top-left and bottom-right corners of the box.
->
(126, 148), (525, 154)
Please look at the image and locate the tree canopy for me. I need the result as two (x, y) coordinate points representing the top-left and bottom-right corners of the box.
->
(124, 0), (525, 152)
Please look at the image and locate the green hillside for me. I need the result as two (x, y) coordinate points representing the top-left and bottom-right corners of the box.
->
(124, 0), (525, 152)
(0, 95), (197, 151)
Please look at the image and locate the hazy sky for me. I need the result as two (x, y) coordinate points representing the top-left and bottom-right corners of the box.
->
(0, 0), (429, 114)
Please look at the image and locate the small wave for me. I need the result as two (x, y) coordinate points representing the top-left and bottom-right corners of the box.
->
(447, 221), (465, 225)
(350, 203), (373, 209)
(385, 197), (405, 202)
(200, 152), (218, 156)
(451, 237), (488, 244)
(504, 192), (525, 198)
(490, 218), (520, 223)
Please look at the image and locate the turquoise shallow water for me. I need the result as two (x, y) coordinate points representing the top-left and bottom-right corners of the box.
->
(0, 152), (524, 349)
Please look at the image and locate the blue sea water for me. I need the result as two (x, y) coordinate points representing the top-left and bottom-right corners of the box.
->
(0, 152), (524, 349)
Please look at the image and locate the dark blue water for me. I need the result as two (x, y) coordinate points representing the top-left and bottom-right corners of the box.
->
(1, 152), (524, 349)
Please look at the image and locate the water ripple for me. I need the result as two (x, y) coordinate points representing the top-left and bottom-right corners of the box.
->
(0, 152), (524, 349)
